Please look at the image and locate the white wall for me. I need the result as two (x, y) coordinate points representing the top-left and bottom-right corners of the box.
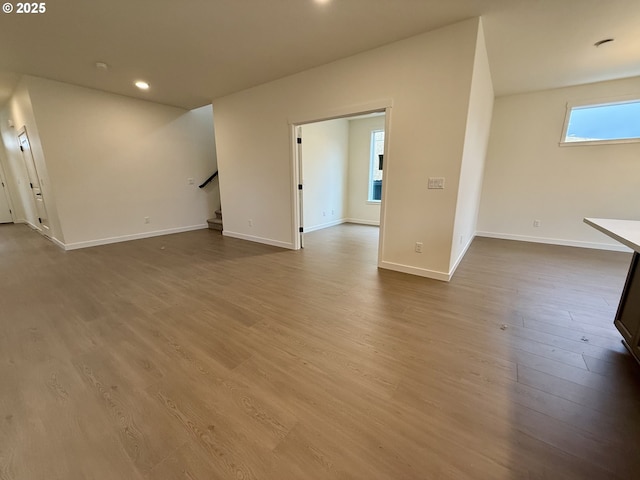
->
(450, 21), (494, 269)
(19, 76), (218, 249)
(347, 115), (384, 225)
(301, 118), (349, 232)
(214, 18), (481, 279)
(0, 78), (63, 242)
(477, 75), (640, 251)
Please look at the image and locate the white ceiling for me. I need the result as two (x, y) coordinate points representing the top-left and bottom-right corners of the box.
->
(0, 0), (639, 110)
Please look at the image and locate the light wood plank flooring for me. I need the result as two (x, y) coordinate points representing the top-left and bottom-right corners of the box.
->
(0, 223), (639, 479)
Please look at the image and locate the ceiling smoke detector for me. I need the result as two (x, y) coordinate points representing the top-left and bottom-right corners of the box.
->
(95, 62), (109, 70)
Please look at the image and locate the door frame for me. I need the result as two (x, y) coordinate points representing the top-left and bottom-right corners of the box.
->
(17, 127), (50, 235)
(289, 99), (393, 266)
(295, 125), (305, 248)
(0, 156), (15, 223)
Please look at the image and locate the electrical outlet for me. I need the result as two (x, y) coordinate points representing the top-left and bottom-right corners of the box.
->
(248, 219), (253, 227)
(187, 178), (195, 185)
(415, 242), (423, 253)
(533, 220), (541, 227)
(144, 216), (150, 224)
(331, 210), (335, 215)
(323, 211), (326, 217)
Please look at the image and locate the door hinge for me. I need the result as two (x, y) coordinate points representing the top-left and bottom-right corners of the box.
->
(298, 184), (303, 190)
(20, 145), (24, 152)
(38, 217), (42, 224)
(1, 181), (4, 187)
(30, 182), (33, 189)
(297, 137), (302, 144)
(299, 227), (304, 233)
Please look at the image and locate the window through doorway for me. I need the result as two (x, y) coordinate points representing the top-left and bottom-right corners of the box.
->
(368, 130), (385, 202)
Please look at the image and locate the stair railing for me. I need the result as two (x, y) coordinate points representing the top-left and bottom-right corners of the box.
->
(199, 170), (218, 189)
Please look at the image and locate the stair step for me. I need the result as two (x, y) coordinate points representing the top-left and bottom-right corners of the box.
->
(207, 217), (223, 232)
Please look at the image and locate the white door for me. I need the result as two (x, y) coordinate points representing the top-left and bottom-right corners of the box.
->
(18, 130), (50, 233)
(0, 175), (12, 223)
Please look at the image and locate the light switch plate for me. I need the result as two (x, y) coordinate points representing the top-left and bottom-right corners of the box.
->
(428, 177), (445, 189)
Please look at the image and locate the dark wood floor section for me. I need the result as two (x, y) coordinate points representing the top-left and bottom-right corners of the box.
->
(1, 223), (639, 479)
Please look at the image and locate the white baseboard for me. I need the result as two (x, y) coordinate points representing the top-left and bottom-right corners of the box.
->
(379, 260), (451, 282)
(63, 224), (208, 250)
(475, 231), (632, 253)
(15, 219), (67, 250)
(222, 230), (294, 250)
(303, 218), (380, 232)
(304, 218), (346, 233)
(49, 236), (66, 249)
(345, 218), (380, 226)
(449, 235), (475, 278)
(20, 219), (39, 231)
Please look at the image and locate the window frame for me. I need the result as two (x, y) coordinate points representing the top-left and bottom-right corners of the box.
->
(560, 95), (640, 147)
(367, 129), (384, 203)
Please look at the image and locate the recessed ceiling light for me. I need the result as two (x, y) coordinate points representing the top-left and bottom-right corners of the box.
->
(314, 0), (331, 4)
(135, 80), (150, 90)
(594, 38), (615, 47)
(95, 62), (109, 71)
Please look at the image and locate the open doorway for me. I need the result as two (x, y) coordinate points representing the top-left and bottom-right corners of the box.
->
(292, 109), (388, 264)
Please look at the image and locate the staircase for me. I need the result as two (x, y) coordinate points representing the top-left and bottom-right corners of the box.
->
(207, 209), (223, 232)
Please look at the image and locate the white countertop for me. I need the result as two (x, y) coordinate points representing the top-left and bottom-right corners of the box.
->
(584, 218), (640, 253)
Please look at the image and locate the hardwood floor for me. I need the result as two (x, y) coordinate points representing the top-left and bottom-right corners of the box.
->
(0, 223), (639, 479)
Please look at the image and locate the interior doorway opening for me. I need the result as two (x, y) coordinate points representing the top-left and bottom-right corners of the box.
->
(292, 107), (389, 266)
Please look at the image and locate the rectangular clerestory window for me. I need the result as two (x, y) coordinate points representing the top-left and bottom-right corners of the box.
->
(561, 97), (640, 146)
